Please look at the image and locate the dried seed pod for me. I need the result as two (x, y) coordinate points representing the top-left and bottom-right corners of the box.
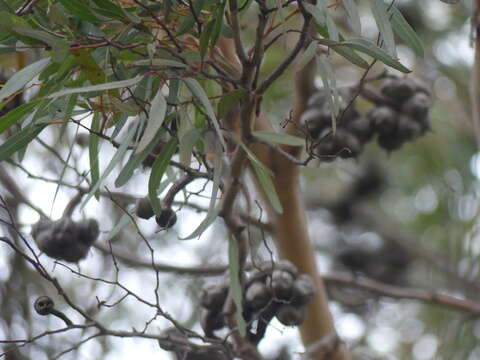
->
(155, 208), (177, 229)
(276, 260), (298, 276)
(368, 106), (397, 135)
(344, 116), (373, 143)
(34, 296), (54, 316)
(307, 91), (327, 108)
(136, 197), (154, 219)
(291, 274), (316, 306)
(270, 270), (294, 300)
(377, 133), (404, 152)
(300, 108), (330, 139)
(402, 92), (431, 121)
(77, 219), (99, 245)
(276, 305), (306, 326)
(315, 130), (363, 161)
(200, 283), (228, 310)
(200, 309), (225, 336)
(245, 281), (271, 310)
(380, 78), (415, 103)
(397, 115), (423, 141)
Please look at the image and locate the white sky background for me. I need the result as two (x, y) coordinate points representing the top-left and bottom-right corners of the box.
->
(1, 0), (480, 359)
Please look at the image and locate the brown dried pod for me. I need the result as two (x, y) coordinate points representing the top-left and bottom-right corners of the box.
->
(377, 133), (405, 152)
(77, 219), (99, 245)
(397, 115), (423, 141)
(269, 270), (294, 300)
(245, 281), (271, 310)
(368, 106), (397, 136)
(275, 260), (298, 276)
(136, 197), (154, 219)
(307, 91), (327, 108)
(200, 308), (225, 336)
(276, 305), (306, 326)
(300, 108), (330, 139)
(155, 208), (177, 229)
(34, 296), (54, 316)
(315, 129), (363, 161)
(380, 78), (415, 103)
(200, 283), (228, 310)
(344, 116), (374, 143)
(402, 92), (431, 121)
(291, 274), (316, 306)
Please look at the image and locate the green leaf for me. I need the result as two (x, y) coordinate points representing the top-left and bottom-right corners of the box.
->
(91, 0), (125, 19)
(388, 6), (424, 57)
(199, 20), (214, 59)
(179, 128), (200, 166)
(57, 0), (99, 22)
(71, 49), (106, 85)
(252, 131), (304, 147)
(0, 124), (47, 162)
(183, 77), (226, 151)
(148, 137), (178, 215)
(339, 38), (411, 73)
(89, 113), (101, 199)
(296, 42), (317, 70)
(370, 0), (396, 56)
(303, 3), (325, 26)
(316, 54), (340, 132)
(228, 233), (247, 337)
(210, 1), (226, 46)
(0, 57), (50, 102)
(0, 100), (40, 135)
(250, 159), (283, 213)
(135, 90), (167, 154)
(48, 75), (143, 98)
(83, 121), (139, 207)
(217, 89), (246, 119)
(131, 59), (187, 69)
(343, 0), (361, 34)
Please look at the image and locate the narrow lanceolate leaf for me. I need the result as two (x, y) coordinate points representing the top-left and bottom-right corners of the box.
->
(179, 128), (200, 166)
(83, 122), (139, 207)
(0, 100), (40, 135)
(57, 0), (99, 22)
(297, 42), (317, 70)
(0, 124), (47, 162)
(89, 113), (101, 199)
(339, 38), (411, 73)
(370, 0), (396, 56)
(148, 137), (178, 215)
(303, 3), (325, 26)
(252, 131), (304, 147)
(104, 213), (132, 242)
(48, 75), (143, 99)
(388, 6), (424, 57)
(135, 90), (167, 154)
(228, 233), (247, 337)
(0, 57), (50, 102)
(183, 78), (227, 151)
(316, 54), (339, 132)
(131, 59), (188, 69)
(343, 0), (362, 34)
(250, 159), (283, 214)
(217, 89), (246, 119)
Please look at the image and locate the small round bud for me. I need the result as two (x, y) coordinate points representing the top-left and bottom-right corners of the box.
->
(136, 197), (154, 219)
(397, 116), (423, 141)
(368, 106), (397, 135)
(381, 78), (415, 103)
(292, 275), (316, 306)
(402, 92), (431, 121)
(245, 281), (271, 310)
(276, 305), (306, 326)
(155, 208), (177, 229)
(34, 296), (54, 316)
(344, 116), (373, 143)
(200, 283), (228, 310)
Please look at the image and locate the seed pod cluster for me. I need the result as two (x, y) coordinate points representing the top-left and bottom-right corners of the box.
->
(199, 260), (316, 343)
(300, 92), (373, 162)
(368, 76), (432, 151)
(31, 217), (99, 262)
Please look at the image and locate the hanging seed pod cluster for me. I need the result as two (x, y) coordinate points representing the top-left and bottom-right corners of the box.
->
(31, 218), (99, 262)
(199, 260), (316, 344)
(300, 76), (432, 160)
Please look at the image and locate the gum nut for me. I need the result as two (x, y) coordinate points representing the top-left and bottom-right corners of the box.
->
(200, 283), (228, 310)
(377, 133), (405, 151)
(337, 131), (363, 159)
(397, 115), (423, 141)
(307, 91), (327, 108)
(300, 108), (328, 139)
(276, 260), (298, 276)
(368, 106), (397, 135)
(200, 308), (225, 334)
(245, 281), (270, 310)
(34, 296), (54, 315)
(345, 117), (373, 143)
(78, 218), (100, 245)
(155, 208), (177, 229)
(380, 77), (415, 102)
(270, 270), (294, 300)
(410, 77), (431, 95)
(136, 197), (154, 219)
(292, 274), (316, 305)
(402, 92), (431, 121)
(276, 305), (306, 326)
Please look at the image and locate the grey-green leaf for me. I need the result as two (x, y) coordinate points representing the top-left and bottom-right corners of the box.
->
(250, 159), (283, 214)
(339, 38), (411, 73)
(48, 75), (143, 98)
(0, 124), (47, 161)
(183, 77), (227, 151)
(343, 0), (362, 34)
(0, 57), (50, 102)
(131, 59), (188, 69)
(253, 131), (304, 147)
(135, 90), (167, 154)
(0, 100), (40, 135)
(388, 6), (424, 57)
(370, 0), (396, 56)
